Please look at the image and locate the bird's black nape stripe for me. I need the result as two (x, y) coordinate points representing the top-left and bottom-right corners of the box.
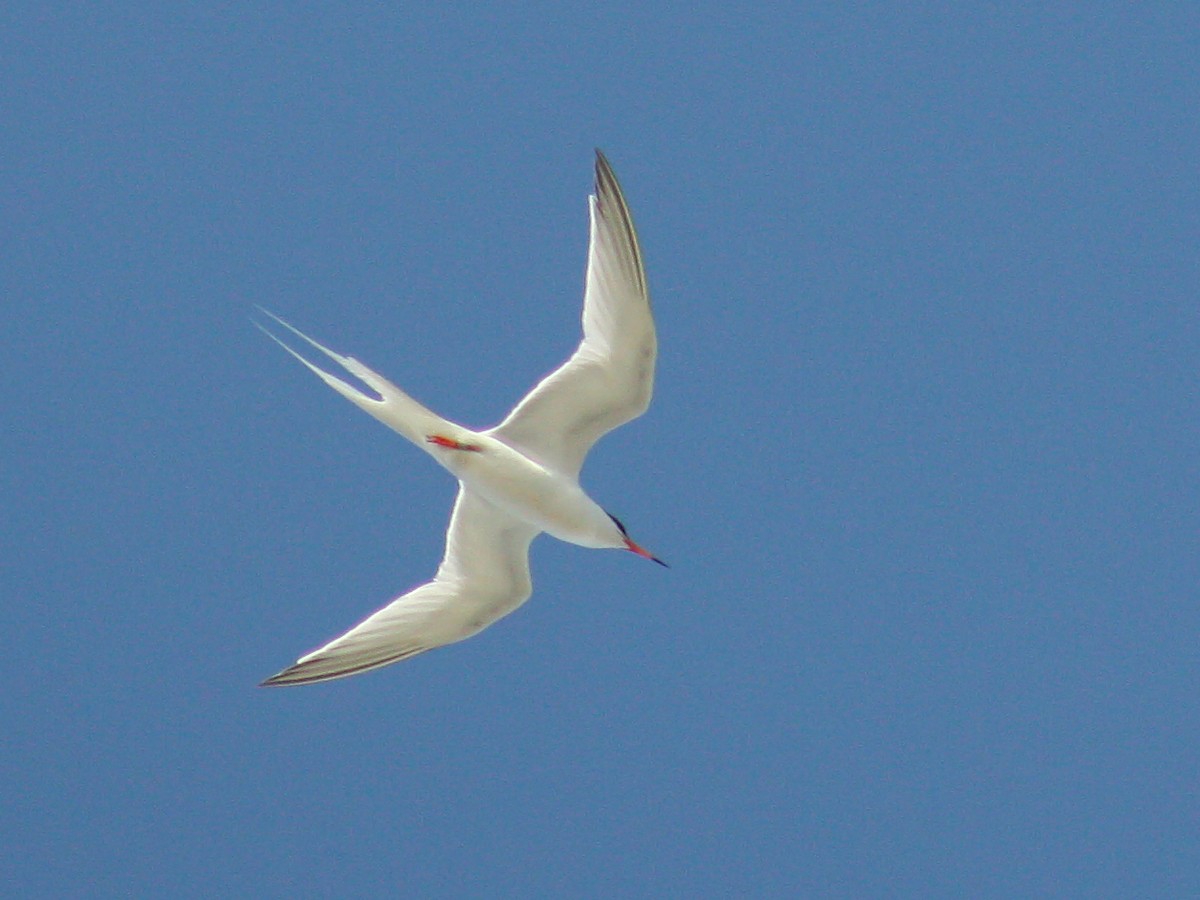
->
(606, 511), (629, 537)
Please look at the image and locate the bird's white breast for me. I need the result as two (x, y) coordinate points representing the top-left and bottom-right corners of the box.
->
(436, 434), (617, 549)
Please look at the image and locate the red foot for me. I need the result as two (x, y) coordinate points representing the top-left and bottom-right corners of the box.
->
(427, 434), (483, 452)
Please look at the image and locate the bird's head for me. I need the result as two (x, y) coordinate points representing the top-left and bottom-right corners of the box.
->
(606, 512), (668, 567)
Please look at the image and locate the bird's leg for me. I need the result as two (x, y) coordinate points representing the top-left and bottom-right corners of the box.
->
(426, 434), (483, 452)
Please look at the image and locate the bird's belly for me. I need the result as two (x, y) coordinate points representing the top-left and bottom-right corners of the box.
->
(449, 443), (609, 548)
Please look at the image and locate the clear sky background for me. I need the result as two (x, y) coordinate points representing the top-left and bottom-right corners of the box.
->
(3, 3), (1197, 896)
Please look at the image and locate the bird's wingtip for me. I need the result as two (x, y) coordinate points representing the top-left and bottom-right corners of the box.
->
(593, 148), (614, 180)
(259, 659), (314, 687)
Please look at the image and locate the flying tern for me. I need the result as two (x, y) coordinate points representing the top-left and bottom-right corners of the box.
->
(258, 150), (663, 686)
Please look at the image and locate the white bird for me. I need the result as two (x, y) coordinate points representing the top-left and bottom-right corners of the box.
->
(257, 150), (663, 686)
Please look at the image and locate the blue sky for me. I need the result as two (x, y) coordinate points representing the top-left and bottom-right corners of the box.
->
(3, 3), (1198, 895)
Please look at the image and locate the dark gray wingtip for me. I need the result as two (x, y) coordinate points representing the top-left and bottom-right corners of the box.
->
(259, 668), (297, 688)
(258, 644), (429, 687)
(593, 148), (620, 204)
(589, 150), (648, 300)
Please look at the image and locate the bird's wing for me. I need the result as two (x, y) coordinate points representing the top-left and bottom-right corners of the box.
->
(255, 308), (457, 453)
(262, 488), (538, 686)
(489, 150), (655, 478)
